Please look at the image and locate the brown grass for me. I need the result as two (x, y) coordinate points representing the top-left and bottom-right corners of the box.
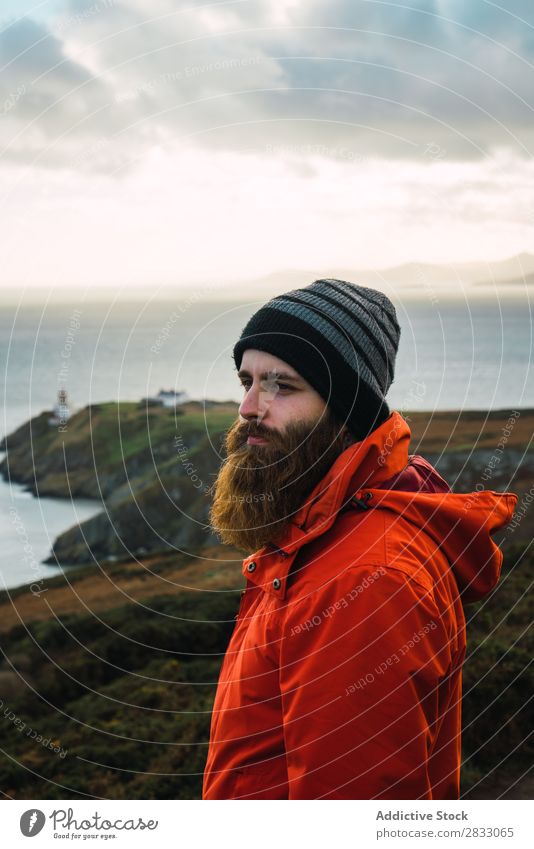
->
(0, 546), (244, 635)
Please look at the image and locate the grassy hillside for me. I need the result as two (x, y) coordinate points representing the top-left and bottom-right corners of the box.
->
(0, 401), (239, 564)
(0, 546), (243, 799)
(460, 541), (533, 799)
(0, 400), (238, 499)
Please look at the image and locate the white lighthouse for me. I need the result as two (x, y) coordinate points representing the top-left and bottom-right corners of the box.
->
(48, 388), (71, 426)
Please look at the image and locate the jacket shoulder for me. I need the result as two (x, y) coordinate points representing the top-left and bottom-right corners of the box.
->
(290, 498), (442, 605)
(378, 453), (451, 494)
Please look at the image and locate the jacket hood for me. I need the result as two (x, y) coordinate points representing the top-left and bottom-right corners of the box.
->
(251, 411), (518, 604)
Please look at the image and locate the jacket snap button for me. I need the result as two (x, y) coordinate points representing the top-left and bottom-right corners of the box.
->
(273, 578), (281, 590)
(247, 561), (257, 572)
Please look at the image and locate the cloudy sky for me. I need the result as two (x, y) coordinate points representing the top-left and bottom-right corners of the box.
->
(1, 0), (534, 293)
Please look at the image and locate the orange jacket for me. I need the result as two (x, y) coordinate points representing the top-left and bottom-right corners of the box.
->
(202, 411), (517, 799)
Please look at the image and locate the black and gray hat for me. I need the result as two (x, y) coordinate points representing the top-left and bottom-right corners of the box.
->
(232, 278), (401, 440)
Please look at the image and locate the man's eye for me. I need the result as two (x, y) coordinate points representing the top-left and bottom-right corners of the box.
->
(240, 381), (292, 391)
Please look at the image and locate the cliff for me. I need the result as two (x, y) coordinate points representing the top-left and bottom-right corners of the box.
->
(0, 400), (238, 564)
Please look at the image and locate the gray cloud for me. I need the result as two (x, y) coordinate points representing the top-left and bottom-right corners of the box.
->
(0, 15), (132, 170)
(1, 0), (534, 172)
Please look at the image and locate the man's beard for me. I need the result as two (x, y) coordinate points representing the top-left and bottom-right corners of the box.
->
(209, 409), (355, 553)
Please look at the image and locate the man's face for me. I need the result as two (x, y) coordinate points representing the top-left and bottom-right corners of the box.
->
(209, 349), (355, 553)
(236, 347), (328, 434)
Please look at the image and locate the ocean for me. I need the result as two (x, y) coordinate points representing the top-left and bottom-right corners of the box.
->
(1, 293), (532, 590)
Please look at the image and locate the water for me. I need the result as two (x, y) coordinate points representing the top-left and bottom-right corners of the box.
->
(1, 294), (532, 435)
(0, 482), (102, 591)
(0, 293), (532, 590)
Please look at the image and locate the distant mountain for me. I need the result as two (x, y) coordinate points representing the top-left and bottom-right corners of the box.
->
(475, 269), (534, 287)
(219, 252), (534, 299)
(2, 253), (533, 304)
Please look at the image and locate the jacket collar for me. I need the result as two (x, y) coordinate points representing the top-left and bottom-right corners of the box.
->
(241, 411), (411, 594)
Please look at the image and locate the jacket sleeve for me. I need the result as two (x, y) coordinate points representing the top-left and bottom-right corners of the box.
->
(279, 563), (453, 799)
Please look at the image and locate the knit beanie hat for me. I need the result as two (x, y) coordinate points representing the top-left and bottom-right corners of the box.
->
(232, 279), (401, 441)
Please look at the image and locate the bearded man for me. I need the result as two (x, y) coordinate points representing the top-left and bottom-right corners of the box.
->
(203, 279), (517, 800)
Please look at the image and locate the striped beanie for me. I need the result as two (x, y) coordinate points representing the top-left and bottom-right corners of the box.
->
(233, 279), (401, 440)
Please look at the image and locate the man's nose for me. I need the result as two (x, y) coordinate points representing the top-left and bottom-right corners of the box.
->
(239, 381), (262, 421)
(238, 379), (274, 423)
